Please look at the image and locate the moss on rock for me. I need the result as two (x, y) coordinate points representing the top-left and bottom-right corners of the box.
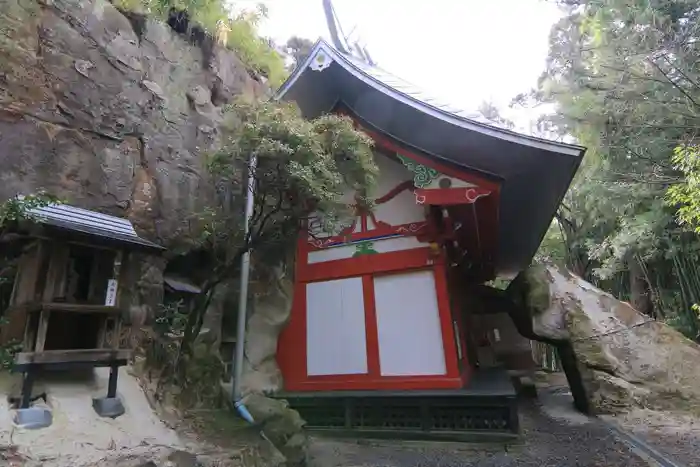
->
(566, 306), (617, 374)
(522, 263), (553, 314)
(242, 393), (308, 466)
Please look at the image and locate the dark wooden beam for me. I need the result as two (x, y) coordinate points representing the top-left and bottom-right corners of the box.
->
(14, 348), (131, 366)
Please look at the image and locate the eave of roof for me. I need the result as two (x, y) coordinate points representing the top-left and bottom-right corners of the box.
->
(28, 203), (164, 252)
(164, 276), (202, 294)
(276, 39), (585, 158)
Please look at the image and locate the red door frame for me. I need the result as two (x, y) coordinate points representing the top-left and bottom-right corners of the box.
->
(275, 118), (502, 392)
(277, 237), (464, 391)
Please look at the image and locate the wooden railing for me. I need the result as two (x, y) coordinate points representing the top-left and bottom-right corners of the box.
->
(8, 301), (122, 315)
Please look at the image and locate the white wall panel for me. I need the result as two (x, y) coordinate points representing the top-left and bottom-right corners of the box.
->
(306, 277), (368, 376)
(372, 156), (425, 227)
(372, 236), (425, 254)
(307, 244), (356, 264)
(373, 270), (447, 376)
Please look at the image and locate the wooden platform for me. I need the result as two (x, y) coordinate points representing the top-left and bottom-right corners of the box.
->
(275, 369), (519, 441)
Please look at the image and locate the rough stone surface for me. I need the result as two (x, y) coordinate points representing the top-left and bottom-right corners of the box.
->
(231, 262), (308, 466)
(0, 0), (265, 245)
(0, 0), (267, 349)
(527, 263), (700, 415)
(242, 393), (308, 467)
(123, 253), (168, 327)
(1, 3), (277, 464)
(214, 260), (305, 466)
(242, 264), (294, 395)
(198, 278), (235, 348)
(164, 450), (203, 467)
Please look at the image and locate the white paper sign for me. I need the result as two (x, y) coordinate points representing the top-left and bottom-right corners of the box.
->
(105, 279), (118, 307)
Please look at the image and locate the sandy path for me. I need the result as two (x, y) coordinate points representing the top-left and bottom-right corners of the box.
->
(607, 408), (700, 467)
(0, 367), (182, 466)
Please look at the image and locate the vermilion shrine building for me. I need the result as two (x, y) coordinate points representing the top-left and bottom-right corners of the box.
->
(274, 40), (585, 437)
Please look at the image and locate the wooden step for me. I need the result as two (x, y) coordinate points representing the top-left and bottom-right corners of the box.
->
(15, 348), (131, 366)
(7, 302), (122, 315)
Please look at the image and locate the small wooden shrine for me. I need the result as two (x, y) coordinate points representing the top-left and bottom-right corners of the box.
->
(0, 203), (163, 412)
(273, 40), (585, 438)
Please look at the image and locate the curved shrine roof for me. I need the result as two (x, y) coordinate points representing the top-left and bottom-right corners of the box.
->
(275, 39), (585, 277)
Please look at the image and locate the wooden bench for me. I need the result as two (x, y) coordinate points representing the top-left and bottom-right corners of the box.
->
(13, 301), (128, 409)
(14, 349), (132, 409)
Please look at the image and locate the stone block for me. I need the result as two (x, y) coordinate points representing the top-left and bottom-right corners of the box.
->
(13, 406), (53, 429)
(92, 396), (126, 418)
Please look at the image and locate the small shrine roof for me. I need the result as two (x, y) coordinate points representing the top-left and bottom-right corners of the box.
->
(28, 203), (164, 251)
(164, 275), (202, 294)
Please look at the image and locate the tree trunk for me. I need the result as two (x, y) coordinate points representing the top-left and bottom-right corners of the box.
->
(629, 256), (654, 317)
(556, 342), (591, 414)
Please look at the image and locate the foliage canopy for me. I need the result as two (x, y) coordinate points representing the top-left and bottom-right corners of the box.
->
(179, 98), (377, 351)
(113, 0), (288, 87)
(199, 98), (377, 271)
(524, 0), (700, 338)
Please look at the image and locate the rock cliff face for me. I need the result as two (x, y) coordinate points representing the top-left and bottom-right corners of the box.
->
(2, 4), (306, 462)
(1, 0), (266, 243)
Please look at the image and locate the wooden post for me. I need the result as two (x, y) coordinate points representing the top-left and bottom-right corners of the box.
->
(107, 365), (119, 398)
(110, 251), (125, 350)
(20, 370), (35, 409)
(10, 242), (42, 305)
(97, 319), (109, 349)
(34, 312), (50, 353)
(35, 244), (70, 352)
(22, 312), (35, 351)
(3, 241), (47, 346)
(106, 250), (126, 399)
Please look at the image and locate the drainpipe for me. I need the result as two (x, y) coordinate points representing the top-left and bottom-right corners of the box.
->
(232, 153), (257, 423)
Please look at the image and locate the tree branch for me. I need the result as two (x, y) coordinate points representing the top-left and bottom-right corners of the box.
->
(647, 56), (700, 109)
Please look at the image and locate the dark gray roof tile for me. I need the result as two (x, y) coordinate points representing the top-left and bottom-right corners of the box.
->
(28, 203), (164, 251)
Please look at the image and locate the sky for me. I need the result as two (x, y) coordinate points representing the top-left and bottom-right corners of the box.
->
(233, 0), (564, 130)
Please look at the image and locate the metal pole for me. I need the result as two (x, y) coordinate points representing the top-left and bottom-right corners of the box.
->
(232, 154), (257, 402)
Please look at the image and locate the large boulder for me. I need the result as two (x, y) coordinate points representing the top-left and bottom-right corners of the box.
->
(525, 263), (700, 415)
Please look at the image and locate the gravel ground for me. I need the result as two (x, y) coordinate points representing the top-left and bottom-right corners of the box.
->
(607, 409), (700, 467)
(308, 397), (649, 467)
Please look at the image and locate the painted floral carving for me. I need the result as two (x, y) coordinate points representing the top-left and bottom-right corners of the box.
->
(396, 154), (441, 188)
(353, 241), (378, 256)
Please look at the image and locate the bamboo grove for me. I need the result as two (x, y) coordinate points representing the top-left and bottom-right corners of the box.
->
(520, 0), (700, 339)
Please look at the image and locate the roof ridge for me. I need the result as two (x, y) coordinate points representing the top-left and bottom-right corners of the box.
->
(324, 41), (491, 122)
